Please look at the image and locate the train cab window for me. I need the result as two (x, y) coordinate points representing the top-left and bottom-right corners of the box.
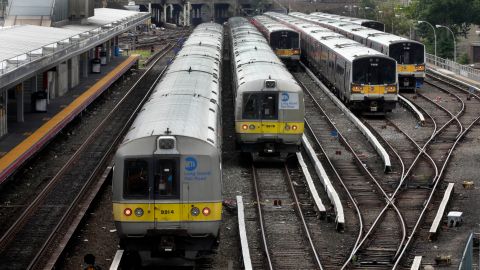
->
(389, 43), (425, 64)
(124, 159), (149, 198)
(353, 58), (396, 85)
(243, 93), (259, 119)
(154, 159), (177, 197)
(261, 94), (278, 119)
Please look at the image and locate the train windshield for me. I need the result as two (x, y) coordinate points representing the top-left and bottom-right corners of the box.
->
(352, 57), (396, 85)
(124, 159), (149, 198)
(389, 42), (425, 65)
(361, 21), (384, 31)
(154, 159), (178, 197)
(243, 93), (278, 120)
(270, 31), (300, 49)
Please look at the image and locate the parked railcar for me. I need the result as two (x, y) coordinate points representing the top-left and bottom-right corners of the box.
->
(294, 12), (425, 90)
(251, 15), (301, 65)
(265, 12), (398, 113)
(112, 23), (223, 261)
(229, 17), (304, 155)
(311, 12), (385, 31)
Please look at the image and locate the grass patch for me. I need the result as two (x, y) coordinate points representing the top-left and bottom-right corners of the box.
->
(124, 49), (153, 67)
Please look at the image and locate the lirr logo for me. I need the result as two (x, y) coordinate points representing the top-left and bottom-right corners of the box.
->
(185, 157), (197, 171)
(281, 93), (289, 102)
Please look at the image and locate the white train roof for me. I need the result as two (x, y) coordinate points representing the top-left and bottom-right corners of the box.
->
(265, 12), (386, 62)
(253, 15), (299, 35)
(295, 12), (422, 47)
(310, 12), (379, 26)
(122, 23), (223, 147)
(229, 17), (301, 93)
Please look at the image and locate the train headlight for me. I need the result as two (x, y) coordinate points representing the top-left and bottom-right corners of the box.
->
(249, 124), (255, 130)
(242, 124), (248, 130)
(285, 124), (291, 130)
(351, 85), (362, 93)
(134, 208), (144, 217)
(415, 65), (425, 71)
(191, 207), (200, 216)
(124, 208), (132, 216)
(202, 207), (211, 216)
(386, 85), (397, 93)
(292, 125), (298, 131)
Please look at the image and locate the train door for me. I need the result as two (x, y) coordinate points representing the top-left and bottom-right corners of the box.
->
(260, 92), (279, 139)
(153, 158), (181, 229)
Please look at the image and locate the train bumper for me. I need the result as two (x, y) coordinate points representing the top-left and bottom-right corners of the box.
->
(398, 74), (424, 90)
(349, 95), (397, 113)
(116, 221), (221, 256)
(237, 136), (301, 153)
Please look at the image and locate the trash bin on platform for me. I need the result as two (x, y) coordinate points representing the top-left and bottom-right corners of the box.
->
(92, 58), (101, 73)
(33, 91), (48, 112)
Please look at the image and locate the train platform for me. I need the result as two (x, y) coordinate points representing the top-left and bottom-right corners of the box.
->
(0, 54), (139, 184)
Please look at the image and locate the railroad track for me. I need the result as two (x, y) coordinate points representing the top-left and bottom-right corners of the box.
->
(0, 42), (179, 269)
(294, 69), (409, 268)
(250, 159), (322, 270)
(389, 76), (480, 267)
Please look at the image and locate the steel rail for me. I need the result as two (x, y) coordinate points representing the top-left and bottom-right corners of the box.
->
(26, 44), (175, 269)
(251, 164), (273, 270)
(295, 77), (406, 267)
(284, 162), (324, 270)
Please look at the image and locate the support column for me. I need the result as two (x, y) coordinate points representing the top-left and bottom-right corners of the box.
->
(56, 62), (68, 97)
(0, 90), (7, 137)
(186, 2), (191, 27)
(183, 4), (186, 27)
(69, 55), (80, 89)
(107, 39), (112, 63)
(81, 52), (89, 78)
(163, 5), (167, 23)
(15, 83), (24, 123)
(169, 4), (173, 22)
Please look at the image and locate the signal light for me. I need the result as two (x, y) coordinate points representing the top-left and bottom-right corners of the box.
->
(249, 124), (255, 130)
(285, 124), (291, 130)
(191, 207), (200, 216)
(415, 65), (425, 71)
(242, 124), (248, 130)
(386, 85), (397, 93)
(124, 208), (132, 216)
(352, 85), (362, 93)
(202, 207), (211, 216)
(134, 208), (144, 217)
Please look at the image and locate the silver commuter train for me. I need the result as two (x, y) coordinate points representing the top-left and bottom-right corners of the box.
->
(112, 23), (223, 259)
(265, 12), (398, 113)
(251, 15), (301, 64)
(310, 12), (385, 31)
(229, 17), (304, 155)
(297, 12), (425, 90)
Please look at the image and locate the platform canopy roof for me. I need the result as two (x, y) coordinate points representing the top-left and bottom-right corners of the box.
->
(0, 8), (149, 89)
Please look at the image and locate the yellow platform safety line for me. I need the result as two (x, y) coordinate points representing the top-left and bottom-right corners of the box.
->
(235, 121), (304, 134)
(113, 202), (222, 222)
(0, 55), (140, 175)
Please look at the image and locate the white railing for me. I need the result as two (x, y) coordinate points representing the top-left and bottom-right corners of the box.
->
(426, 53), (480, 82)
(0, 12), (149, 76)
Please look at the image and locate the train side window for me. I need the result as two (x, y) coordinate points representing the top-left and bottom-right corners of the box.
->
(124, 159), (149, 198)
(243, 93), (259, 119)
(261, 93), (278, 120)
(154, 159), (178, 197)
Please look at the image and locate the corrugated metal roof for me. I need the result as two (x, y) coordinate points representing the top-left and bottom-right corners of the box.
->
(7, 0), (55, 16)
(0, 8), (145, 62)
(0, 25), (81, 62)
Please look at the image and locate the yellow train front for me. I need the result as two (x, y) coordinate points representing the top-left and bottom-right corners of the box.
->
(229, 17), (304, 155)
